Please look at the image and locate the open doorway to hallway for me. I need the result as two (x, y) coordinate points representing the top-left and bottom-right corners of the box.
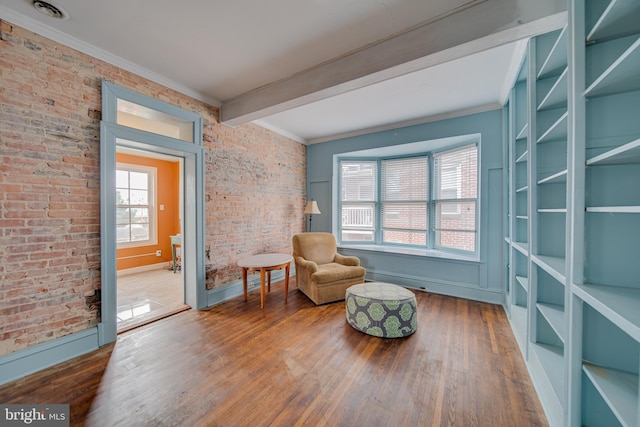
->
(115, 149), (189, 333)
(117, 268), (188, 332)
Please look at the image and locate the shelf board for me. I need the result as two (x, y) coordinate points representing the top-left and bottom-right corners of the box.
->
(586, 137), (640, 165)
(585, 36), (640, 98)
(516, 123), (528, 140)
(537, 303), (565, 343)
(512, 242), (529, 256)
(510, 304), (528, 347)
(538, 68), (568, 111)
(583, 363), (638, 427)
(586, 206), (640, 213)
(515, 150), (528, 163)
(537, 169), (568, 185)
(532, 343), (565, 402)
(515, 215), (528, 220)
(538, 208), (567, 213)
(587, 0), (640, 43)
(572, 283), (640, 342)
(532, 254), (566, 284)
(516, 276), (529, 292)
(537, 111), (568, 144)
(516, 185), (529, 193)
(538, 26), (568, 79)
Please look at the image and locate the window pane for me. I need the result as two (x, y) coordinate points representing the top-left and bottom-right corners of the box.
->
(382, 157), (428, 201)
(116, 207), (130, 226)
(131, 207), (149, 224)
(129, 189), (148, 205)
(383, 230), (427, 245)
(116, 188), (129, 205)
(129, 171), (148, 190)
(130, 223), (149, 241)
(436, 201), (476, 232)
(382, 203), (427, 229)
(341, 230), (375, 242)
(341, 161), (376, 201)
(116, 225), (131, 243)
(117, 99), (194, 143)
(436, 230), (476, 252)
(342, 203), (374, 228)
(434, 145), (477, 199)
(436, 200), (476, 252)
(116, 170), (129, 188)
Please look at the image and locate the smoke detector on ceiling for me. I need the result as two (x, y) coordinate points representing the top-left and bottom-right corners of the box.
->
(32, 0), (69, 20)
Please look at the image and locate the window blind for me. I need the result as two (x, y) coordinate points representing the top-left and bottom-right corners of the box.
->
(381, 156), (428, 245)
(433, 144), (478, 252)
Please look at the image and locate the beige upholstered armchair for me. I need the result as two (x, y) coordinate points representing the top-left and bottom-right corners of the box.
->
(292, 232), (366, 305)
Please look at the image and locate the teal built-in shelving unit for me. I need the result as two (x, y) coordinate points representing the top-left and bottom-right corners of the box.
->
(503, 1), (640, 425)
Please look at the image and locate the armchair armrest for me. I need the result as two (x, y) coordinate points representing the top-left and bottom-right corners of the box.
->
(334, 253), (361, 266)
(294, 256), (318, 273)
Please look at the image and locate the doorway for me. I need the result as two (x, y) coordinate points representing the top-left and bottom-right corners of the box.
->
(99, 81), (206, 346)
(115, 149), (189, 333)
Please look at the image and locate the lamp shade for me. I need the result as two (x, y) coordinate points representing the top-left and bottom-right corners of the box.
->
(303, 200), (321, 215)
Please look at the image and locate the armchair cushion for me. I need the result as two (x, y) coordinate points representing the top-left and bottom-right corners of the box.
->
(292, 232), (366, 305)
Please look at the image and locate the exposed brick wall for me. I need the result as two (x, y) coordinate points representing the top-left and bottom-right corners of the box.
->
(0, 21), (306, 356)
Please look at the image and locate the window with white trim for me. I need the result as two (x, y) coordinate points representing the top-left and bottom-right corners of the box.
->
(116, 164), (157, 247)
(338, 143), (478, 255)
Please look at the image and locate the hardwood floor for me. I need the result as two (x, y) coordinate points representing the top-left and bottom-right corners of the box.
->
(0, 281), (548, 426)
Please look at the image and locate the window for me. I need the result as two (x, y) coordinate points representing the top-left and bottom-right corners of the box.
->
(338, 143), (478, 255)
(434, 145), (477, 252)
(381, 157), (428, 245)
(340, 161), (376, 242)
(116, 164), (157, 247)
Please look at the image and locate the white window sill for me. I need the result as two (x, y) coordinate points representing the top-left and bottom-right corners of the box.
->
(338, 244), (480, 263)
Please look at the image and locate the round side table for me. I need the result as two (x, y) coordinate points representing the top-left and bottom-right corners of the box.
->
(238, 253), (293, 309)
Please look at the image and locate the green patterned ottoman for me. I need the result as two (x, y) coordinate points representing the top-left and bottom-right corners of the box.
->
(345, 282), (417, 338)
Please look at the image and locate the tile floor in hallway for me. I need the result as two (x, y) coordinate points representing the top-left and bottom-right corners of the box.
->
(117, 266), (189, 332)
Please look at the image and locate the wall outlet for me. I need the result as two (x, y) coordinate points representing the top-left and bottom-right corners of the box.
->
(155, 250), (162, 257)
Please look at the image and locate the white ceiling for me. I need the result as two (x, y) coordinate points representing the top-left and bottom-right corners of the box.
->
(0, 0), (566, 144)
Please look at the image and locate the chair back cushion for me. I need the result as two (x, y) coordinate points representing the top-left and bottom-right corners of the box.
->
(292, 232), (337, 265)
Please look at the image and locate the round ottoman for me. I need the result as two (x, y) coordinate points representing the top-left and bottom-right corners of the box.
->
(345, 282), (417, 338)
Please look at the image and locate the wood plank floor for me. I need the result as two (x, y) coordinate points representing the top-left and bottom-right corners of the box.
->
(0, 281), (548, 427)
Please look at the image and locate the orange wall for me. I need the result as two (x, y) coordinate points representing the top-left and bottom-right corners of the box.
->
(116, 153), (181, 271)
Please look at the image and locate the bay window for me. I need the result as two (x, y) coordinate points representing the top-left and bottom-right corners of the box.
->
(338, 142), (478, 256)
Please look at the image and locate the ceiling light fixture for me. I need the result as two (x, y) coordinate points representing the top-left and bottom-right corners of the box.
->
(32, 0), (69, 20)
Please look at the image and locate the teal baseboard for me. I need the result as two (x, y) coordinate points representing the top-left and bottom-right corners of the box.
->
(0, 328), (99, 386)
(366, 270), (504, 305)
(206, 267), (294, 307)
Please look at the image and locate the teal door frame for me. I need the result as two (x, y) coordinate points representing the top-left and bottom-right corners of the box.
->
(98, 81), (205, 345)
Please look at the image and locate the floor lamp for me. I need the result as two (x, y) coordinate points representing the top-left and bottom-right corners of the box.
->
(304, 200), (321, 231)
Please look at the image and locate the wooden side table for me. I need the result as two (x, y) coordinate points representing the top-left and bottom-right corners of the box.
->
(238, 253), (293, 309)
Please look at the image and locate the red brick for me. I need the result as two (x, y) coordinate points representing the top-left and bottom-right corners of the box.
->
(0, 21), (305, 356)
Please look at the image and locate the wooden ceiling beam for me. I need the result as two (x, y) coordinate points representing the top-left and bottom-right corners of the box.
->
(221, 0), (566, 126)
